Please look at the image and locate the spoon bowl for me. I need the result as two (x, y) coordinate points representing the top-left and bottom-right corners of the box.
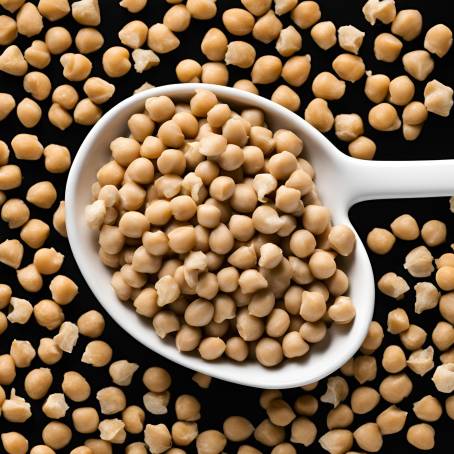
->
(66, 83), (454, 389)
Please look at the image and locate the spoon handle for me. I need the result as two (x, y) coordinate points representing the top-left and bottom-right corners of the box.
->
(341, 158), (454, 207)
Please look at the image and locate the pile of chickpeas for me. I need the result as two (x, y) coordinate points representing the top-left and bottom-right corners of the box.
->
(1, 0), (454, 453)
(87, 89), (357, 367)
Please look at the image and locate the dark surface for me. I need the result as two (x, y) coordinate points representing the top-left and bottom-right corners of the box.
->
(1, 0), (454, 452)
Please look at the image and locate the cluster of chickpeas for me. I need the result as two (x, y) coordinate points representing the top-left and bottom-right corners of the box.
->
(0, 0), (453, 160)
(87, 89), (357, 367)
(169, 0), (453, 160)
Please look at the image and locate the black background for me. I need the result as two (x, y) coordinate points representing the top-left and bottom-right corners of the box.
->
(1, 0), (454, 452)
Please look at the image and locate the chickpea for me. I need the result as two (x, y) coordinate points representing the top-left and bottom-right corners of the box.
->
(374, 33), (402, 62)
(402, 50), (434, 82)
(1, 432), (29, 454)
(291, 1), (320, 29)
(0, 283), (12, 310)
(271, 85), (300, 112)
(413, 395), (442, 422)
(324, 404), (352, 432)
(446, 395), (454, 420)
(364, 74), (390, 104)
(311, 21), (336, 50)
(254, 419), (285, 447)
(407, 424), (435, 450)
(253, 10), (282, 44)
(33, 299), (63, 330)
(23, 72), (51, 102)
(16, 97), (41, 128)
(251, 55), (282, 84)
(118, 20), (148, 49)
(74, 98), (102, 125)
(147, 23), (179, 55)
(24, 40), (50, 69)
(0, 92), (16, 121)
(16, 2), (43, 37)
(276, 26), (302, 57)
(233, 79), (259, 94)
(26, 181), (57, 209)
(334, 114), (364, 142)
(353, 422), (383, 453)
(1, 198), (30, 229)
(337, 25), (365, 55)
(185, 0), (216, 19)
(0, 238), (23, 269)
(312, 72), (346, 101)
(38, 0), (70, 21)
(379, 373), (413, 403)
(176, 59), (202, 83)
(391, 9), (422, 41)
(0, 15), (17, 46)
(71, 0), (101, 26)
(24, 367), (52, 400)
(256, 338), (283, 367)
(0, 310), (7, 334)
(38, 337), (63, 365)
(319, 430), (353, 454)
(119, 0), (147, 12)
(440, 292), (454, 324)
(84, 78), (115, 104)
(376, 405), (408, 435)
(200, 62), (228, 85)
(44, 27), (72, 55)
(0, 163), (22, 190)
(425, 24), (453, 57)
(223, 8), (255, 36)
(101, 47), (130, 78)
(81, 340), (112, 367)
(388, 75), (415, 106)
(304, 98), (334, 132)
(420, 219), (446, 246)
(402, 102), (428, 128)
(436, 265), (454, 291)
(424, 79), (453, 117)
(74, 27), (104, 54)
(368, 103), (401, 131)
(42, 422), (72, 450)
(332, 53), (365, 83)
(350, 386), (380, 415)
(225, 41), (256, 69)
(0, 354), (16, 385)
(0, 45), (28, 76)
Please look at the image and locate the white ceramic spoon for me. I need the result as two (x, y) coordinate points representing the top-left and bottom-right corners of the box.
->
(65, 84), (454, 389)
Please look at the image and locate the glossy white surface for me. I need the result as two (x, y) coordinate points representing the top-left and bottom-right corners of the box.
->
(66, 84), (454, 389)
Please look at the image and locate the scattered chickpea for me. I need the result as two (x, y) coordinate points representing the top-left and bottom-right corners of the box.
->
(392, 9), (423, 41)
(45, 27), (72, 55)
(102, 47), (131, 78)
(407, 423), (435, 450)
(81, 340), (113, 367)
(71, 0), (101, 26)
(1, 432), (29, 454)
(76, 27), (104, 54)
(223, 8), (255, 36)
(425, 24), (453, 57)
(374, 33), (403, 62)
(42, 422), (72, 450)
(0, 45), (28, 76)
(24, 40), (51, 69)
(424, 79), (453, 117)
(311, 21), (336, 50)
(253, 10), (282, 44)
